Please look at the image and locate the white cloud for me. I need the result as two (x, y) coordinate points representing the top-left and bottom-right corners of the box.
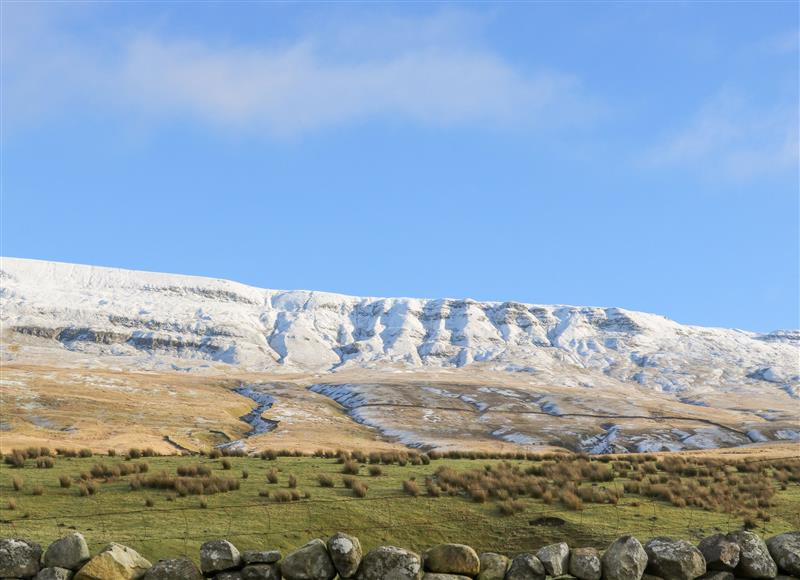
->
(642, 92), (798, 182)
(2, 7), (587, 137)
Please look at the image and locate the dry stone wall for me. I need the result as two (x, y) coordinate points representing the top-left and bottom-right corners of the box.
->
(1, 530), (798, 580)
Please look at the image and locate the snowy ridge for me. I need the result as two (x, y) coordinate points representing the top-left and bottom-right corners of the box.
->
(1, 257), (798, 400)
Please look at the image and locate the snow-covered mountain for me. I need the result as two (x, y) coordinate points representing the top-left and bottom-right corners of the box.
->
(1, 257), (798, 398)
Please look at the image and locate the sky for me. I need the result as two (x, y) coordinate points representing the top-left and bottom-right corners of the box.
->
(1, 2), (798, 332)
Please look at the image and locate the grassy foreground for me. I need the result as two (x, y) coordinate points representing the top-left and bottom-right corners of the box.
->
(1, 452), (798, 563)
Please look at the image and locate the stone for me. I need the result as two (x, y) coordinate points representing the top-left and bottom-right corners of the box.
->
(74, 543), (151, 580)
(536, 542), (570, 576)
(422, 575), (471, 580)
(200, 540), (242, 575)
(699, 534), (741, 572)
(214, 572), (242, 580)
(44, 533), (90, 571)
(644, 537), (706, 580)
(142, 558), (202, 580)
(241, 564), (281, 580)
(327, 533), (362, 578)
(730, 531), (778, 579)
(477, 553), (508, 580)
(281, 539), (336, 580)
(505, 554), (546, 580)
(767, 533), (800, 576)
(242, 551), (281, 565)
(602, 536), (648, 580)
(570, 547), (602, 580)
(423, 544), (479, 576)
(698, 572), (734, 580)
(36, 568), (74, 580)
(356, 546), (423, 580)
(0, 538), (42, 578)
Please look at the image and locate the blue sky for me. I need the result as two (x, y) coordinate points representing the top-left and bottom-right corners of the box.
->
(2, 2), (798, 332)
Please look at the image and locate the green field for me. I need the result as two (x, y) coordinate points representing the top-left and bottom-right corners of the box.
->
(1, 452), (798, 563)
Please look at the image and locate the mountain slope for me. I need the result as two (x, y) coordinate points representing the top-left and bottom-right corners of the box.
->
(2, 257), (799, 454)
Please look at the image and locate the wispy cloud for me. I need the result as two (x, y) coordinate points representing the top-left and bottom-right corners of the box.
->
(2, 7), (588, 137)
(641, 92), (798, 183)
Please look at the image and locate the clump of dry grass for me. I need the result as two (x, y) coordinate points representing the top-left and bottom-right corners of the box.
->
(342, 460), (360, 475)
(288, 474), (298, 488)
(12, 476), (24, 491)
(402, 479), (421, 497)
(266, 469), (279, 484)
(318, 474), (335, 487)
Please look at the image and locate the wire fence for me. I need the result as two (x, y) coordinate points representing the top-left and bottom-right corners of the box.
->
(2, 490), (798, 559)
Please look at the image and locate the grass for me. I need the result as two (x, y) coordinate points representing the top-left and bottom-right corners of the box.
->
(0, 453), (798, 564)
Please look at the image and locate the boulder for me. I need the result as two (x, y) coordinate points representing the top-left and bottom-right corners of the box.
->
(477, 553), (508, 580)
(142, 558), (202, 580)
(422, 575), (471, 580)
(505, 554), (545, 580)
(698, 572), (734, 580)
(602, 536), (648, 580)
(36, 568), (74, 580)
(200, 540), (242, 575)
(536, 543), (569, 577)
(569, 547), (602, 580)
(644, 537), (706, 580)
(215, 572), (243, 580)
(281, 539), (336, 580)
(356, 546), (422, 580)
(0, 538), (42, 578)
(698, 534), (740, 572)
(767, 533), (800, 576)
(74, 543), (151, 580)
(327, 533), (362, 578)
(241, 564), (281, 580)
(44, 533), (90, 571)
(242, 551), (281, 566)
(730, 531), (778, 579)
(423, 544), (479, 576)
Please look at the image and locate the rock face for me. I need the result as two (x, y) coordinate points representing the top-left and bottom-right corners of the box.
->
(423, 544), (480, 576)
(536, 543), (570, 577)
(602, 536), (648, 580)
(644, 537), (706, 580)
(767, 532), (800, 576)
(327, 533), (362, 578)
(356, 546), (422, 580)
(280, 539), (336, 580)
(200, 540), (242, 575)
(699, 534), (741, 572)
(570, 547), (602, 580)
(505, 554), (545, 580)
(730, 531), (778, 579)
(477, 553), (508, 580)
(44, 533), (90, 571)
(142, 558), (202, 580)
(74, 543), (151, 580)
(0, 538), (42, 578)
(36, 568), (74, 580)
(241, 564), (281, 580)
